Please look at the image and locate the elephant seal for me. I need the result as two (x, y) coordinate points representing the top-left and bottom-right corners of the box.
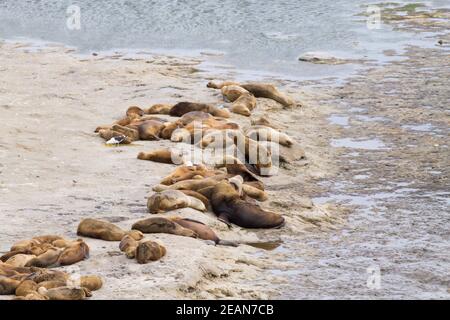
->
(25, 247), (62, 268)
(135, 241), (166, 264)
(126, 106), (145, 117)
(170, 218), (238, 247)
(132, 217), (197, 238)
(233, 131), (273, 176)
(170, 102), (230, 118)
(160, 164), (216, 185)
(207, 81), (240, 89)
(0, 276), (21, 295)
(146, 104), (172, 115)
(240, 83), (295, 108)
(25, 269), (69, 284)
(77, 219), (144, 242)
(251, 116), (279, 129)
(15, 280), (39, 297)
(231, 93), (257, 116)
(246, 126), (294, 147)
(137, 148), (184, 165)
(79, 275), (103, 291)
(57, 240), (90, 266)
(5, 254), (36, 268)
(179, 190), (210, 208)
(38, 286), (90, 300)
(221, 85), (249, 102)
(147, 190), (206, 213)
(210, 177), (285, 229)
(136, 120), (165, 140)
(119, 235), (139, 259)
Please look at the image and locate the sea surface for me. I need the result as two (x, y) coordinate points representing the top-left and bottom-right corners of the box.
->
(0, 0), (448, 79)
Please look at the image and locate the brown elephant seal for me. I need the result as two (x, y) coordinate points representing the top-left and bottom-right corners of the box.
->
(132, 217), (197, 238)
(233, 131), (273, 176)
(210, 177), (285, 229)
(207, 81), (240, 89)
(5, 254), (36, 268)
(160, 164), (216, 185)
(77, 219), (143, 242)
(240, 83), (295, 108)
(170, 218), (238, 247)
(135, 240), (166, 264)
(231, 93), (257, 116)
(38, 286), (90, 300)
(170, 102), (230, 118)
(57, 240), (90, 266)
(246, 126), (294, 147)
(15, 280), (39, 296)
(25, 269), (69, 284)
(146, 104), (172, 115)
(251, 116), (279, 129)
(25, 247), (62, 268)
(136, 120), (165, 140)
(178, 190), (210, 208)
(221, 85), (249, 102)
(14, 292), (49, 300)
(37, 280), (67, 290)
(126, 106), (145, 117)
(119, 235), (139, 259)
(79, 275), (103, 291)
(0, 276), (21, 295)
(147, 190), (206, 213)
(137, 148), (184, 164)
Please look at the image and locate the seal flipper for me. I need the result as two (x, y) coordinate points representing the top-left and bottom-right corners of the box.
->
(217, 239), (239, 247)
(218, 214), (233, 229)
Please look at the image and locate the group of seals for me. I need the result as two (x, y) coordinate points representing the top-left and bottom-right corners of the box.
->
(119, 235), (166, 264)
(1, 252), (102, 300)
(0, 235), (89, 268)
(132, 217), (237, 247)
(207, 81), (296, 115)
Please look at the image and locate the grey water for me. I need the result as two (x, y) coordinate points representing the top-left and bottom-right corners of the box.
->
(0, 0), (448, 79)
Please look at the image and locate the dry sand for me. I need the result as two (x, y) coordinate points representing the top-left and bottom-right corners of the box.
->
(0, 41), (340, 299)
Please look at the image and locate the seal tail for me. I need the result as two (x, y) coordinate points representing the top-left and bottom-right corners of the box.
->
(216, 239), (239, 247)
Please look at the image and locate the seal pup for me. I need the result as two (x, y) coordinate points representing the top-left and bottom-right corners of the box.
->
(170, 102), (230, 118)
(77, 219), (144, 242)
(79, 275), (103, 291)
(126, 106), (145, 117)
(251, 116), (279, 129)
(4, 254), (36, 268)
(209, 176), (285, 229)
(24, 248), (63, 268)
(146, 103), (172, 115)
(15, 280), (39, 297)
(240, 83), (295, 108)
(0, 276), (21, 295)
(221, 85), (249, 102)
(231, 93), (257, 117)
(160, 164), (217, 185)
(137, 148), (184, 165)
(57, 240), (90, 266)
(147, 190), (206, 213)
(119, 235), (139, 259)
(132, 217), (197, 238)
(38, 286), (91, 300)
(135, 240), (166, 264)
(246, 126), (294, 147)
(207, 81), (240, 89)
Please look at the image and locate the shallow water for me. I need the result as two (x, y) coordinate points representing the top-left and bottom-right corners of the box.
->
(0, 0), (447, 79)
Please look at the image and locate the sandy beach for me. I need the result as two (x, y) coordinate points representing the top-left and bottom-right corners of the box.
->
(0, 3), (449, 300)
